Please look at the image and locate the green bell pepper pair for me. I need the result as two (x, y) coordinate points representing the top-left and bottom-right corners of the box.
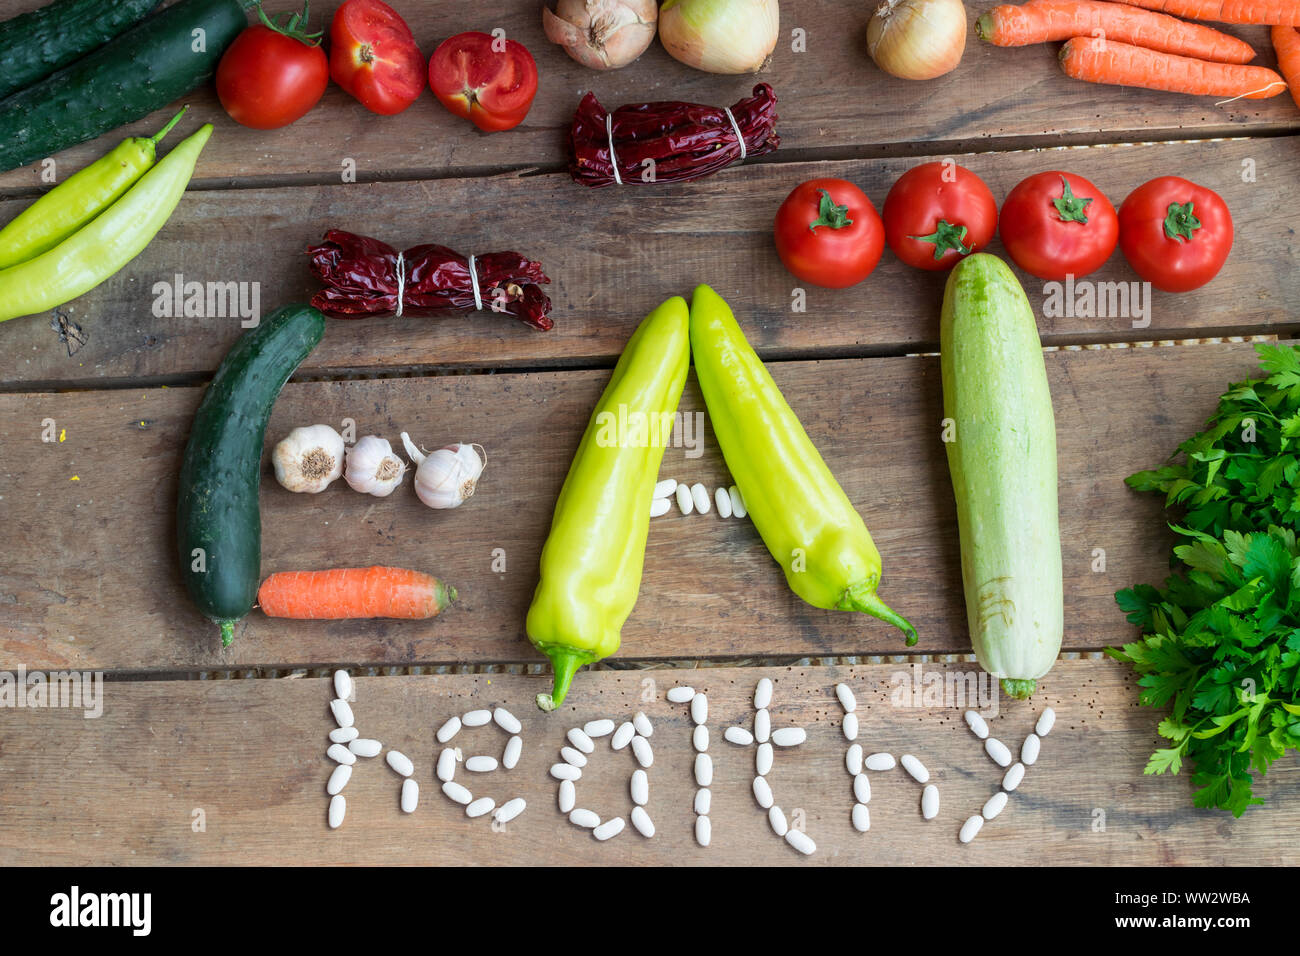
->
(526, 287), (915, 711)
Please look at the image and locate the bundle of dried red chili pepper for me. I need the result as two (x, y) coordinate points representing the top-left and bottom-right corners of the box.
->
(569, 83), (779, 187)
(307, 230), (554, 331)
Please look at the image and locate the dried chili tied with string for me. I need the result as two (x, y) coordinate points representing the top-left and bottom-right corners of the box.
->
(307, 230), (554, 331)
(569, 83), (779, 187)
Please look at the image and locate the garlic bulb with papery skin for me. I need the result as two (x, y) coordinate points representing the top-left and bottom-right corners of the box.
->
(272, 425), (344, 493)
(659, 0), (780, 75)
(543, 0), (658, 70)
(400, 433), (486, 510)
(344, 436), (407, 497)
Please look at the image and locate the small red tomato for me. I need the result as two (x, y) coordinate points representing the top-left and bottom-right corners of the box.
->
(428, 31), (538, 132)
(882, 162), (998, 271)
(999, 171), (1118, 281)
(1118, 176), (1233, 293)
(330, 0), (426, 116)
(215, 11), (329, 130)
(773, 179), (884, 288)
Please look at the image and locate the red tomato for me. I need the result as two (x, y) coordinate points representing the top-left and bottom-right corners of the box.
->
(428, 31), (538, 133)
(882, 162), (998, 271)
(1118, 177), (1233, 293)
(330, 0), (426, 116)
(773, 179), (884, 288)
(215, 24), (328, 130)
(999, 172), (1118, 281)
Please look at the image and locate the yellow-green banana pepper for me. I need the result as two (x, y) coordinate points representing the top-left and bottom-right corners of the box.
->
(689, 284), (916, 643)
(0, 107), (188, 270)
(527, 296), (691, 711)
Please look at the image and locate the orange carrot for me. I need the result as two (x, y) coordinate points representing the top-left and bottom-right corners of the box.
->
(1060, 36), (1287, 96)
(978, 1), (1256, 62)
(1273, 25), (1300, 108)
(257, 566), (457, 620)
(1110, 0), (1300, 25)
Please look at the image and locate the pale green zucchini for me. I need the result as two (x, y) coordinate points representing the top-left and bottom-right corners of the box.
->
(940, 254), (1063, 699)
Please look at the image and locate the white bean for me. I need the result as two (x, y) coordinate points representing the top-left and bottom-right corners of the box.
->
(466, 797), (495, 818)
(326, 764), (351, 796)
(694, 753), (714, 787)
(633, 712), (654, 738)
(694, 788), (711, 815)
(846, 744), (863, 776)
(653, 478), (678, 499)
(611, 722), (635, 750)
(333, 670), (352, 702)
(693, 725), (709, 752)
(715, 486), (733, 518)
(442, 781), (472, 805)
(631, 769), (649, 806)
(558, 779), (576, 813)
(569, 808), (600, 829)
(754, 708), (771, 743)
(691, 693), (708, 725)
(385, 750), (413, 777)
(852, 803), (871, 833)
(724, 726), (754, 746)
(983, 792), (1008, 820)
(922, 784), (940, 820)
(330, 698), (354, 729)
(563, 726), (593, 753)
(583, 719), (615, 738)
(436, 716), (462, 743)
(462, 709), (491, 727)
(785, 829), (815, 855)
(900, 754), (930, 784)
(560, 746), (587, 768)
(984, 737), (1012, 768)
(675, 484), (694, 515)
(854, 773), (871, 804)
(768, 805), (788, 837)
(494, 797), (526, 824)
(756, 742), (774, 776)
(550, 762), (581, 781)
(437, 748), (457, 782)
(771, 727), (806, 747)
(1036, 707), (1056, 738)
(631, 806), (655, 838)
(729, 485), (747, 519)
(327, 743), (356, 766)
(691, 482), (710, 514)
(752, 775), (774, 809)
(964, 710), (989, 739)
(327, 794), (345, 829)
(1002, 763), (1025, 792)
(842, 712), (859, 742)
(503, 735), (522, 770)
(594, 817), (625, 841)
(864, 752), (895, 771)
(666, 686), (695, 703)
(329, 726), (359, 744)
(835, 682), (857, 713)
(493, 706), (521, 734)
(695, 815), (712, 847)
(466, 755), (498, 773)
(754, 677), (772, 710)
(959, 815), (984, 844)
(400, 778), (419, 814)
(1021, 733), (1041, 766)
(649, 497), (671, 518)
(631, 735), (653, 768)
(348, 738), (381, 758)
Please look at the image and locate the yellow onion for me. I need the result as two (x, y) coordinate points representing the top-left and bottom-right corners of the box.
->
(659, 0), (780, 75)
(867, 0), (966, 81)
(543, 0), (658, 70)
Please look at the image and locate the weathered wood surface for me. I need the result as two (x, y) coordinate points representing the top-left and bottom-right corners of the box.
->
(0, 0), (1295, 198)
(0, 661), (1293, 865)
(2, 138), (1296, 389)
(0, 340), (1265, 674)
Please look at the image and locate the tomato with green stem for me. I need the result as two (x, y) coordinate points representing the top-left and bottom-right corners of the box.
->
(999, 171), (1118, 280)
(428, 31), (538, 132)
(329, 0), (426, 116)
(216, 1), (328, 130)
(1118, 176), (1233, 293)
(773, 179), (885, 288)
(882, 162), (998, 271)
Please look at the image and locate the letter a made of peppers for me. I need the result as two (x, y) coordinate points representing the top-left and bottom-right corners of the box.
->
(689, 285), (917, 644)
(526, 297), (691, 711)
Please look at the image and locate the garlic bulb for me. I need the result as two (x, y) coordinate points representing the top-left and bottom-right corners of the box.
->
(272, 425), (344, 493)
(659, 0), (780, 75)
(543, 0), (658, 70)
(344, 436), (407, 497)
(400, 433), (486, 510)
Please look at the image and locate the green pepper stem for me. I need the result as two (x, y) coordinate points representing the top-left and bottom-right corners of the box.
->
(535, 648), (592, 712)
(1001, 678), (1036, 699)
(219, 620), (234, 648)
(839, 584), (918, 646)
(148, 107), (189, 147)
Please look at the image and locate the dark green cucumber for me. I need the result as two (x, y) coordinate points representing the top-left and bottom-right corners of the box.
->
(0, 0), (246, 173)
(0, 0), (160, 100)
(177, 305), (325, 647)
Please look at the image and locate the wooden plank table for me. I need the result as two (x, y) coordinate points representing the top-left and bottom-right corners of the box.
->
(1, 0), (1297, 865)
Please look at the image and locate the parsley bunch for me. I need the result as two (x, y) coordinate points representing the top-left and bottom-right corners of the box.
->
(1111, 344), (1300, 816)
